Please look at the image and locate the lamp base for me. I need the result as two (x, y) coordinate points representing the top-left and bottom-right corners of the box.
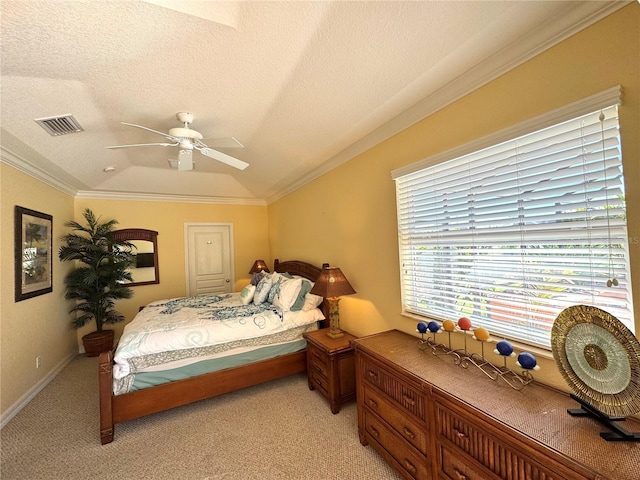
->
(326, 330), (345, 339)
(325, 297), (344, 339)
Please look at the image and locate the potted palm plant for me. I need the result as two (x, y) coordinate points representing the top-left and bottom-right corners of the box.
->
(59, 208), (135, 356)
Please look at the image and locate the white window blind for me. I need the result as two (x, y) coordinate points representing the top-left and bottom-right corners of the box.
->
(394, 97), (633, 348)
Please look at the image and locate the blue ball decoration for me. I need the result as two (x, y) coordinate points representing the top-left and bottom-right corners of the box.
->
(427, 321), (440, 333)
(517, 352), (537, 370)
(495, 340), (514, 356)
(417, 322), (428, 334)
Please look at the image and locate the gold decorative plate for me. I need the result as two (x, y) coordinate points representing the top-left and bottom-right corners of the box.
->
(551, 305), (640, 418)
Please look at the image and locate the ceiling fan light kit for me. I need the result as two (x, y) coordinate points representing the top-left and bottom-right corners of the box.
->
(168, 159), (194, 170)
(178, 149), (193, 171)
(106, 112), (248, 171)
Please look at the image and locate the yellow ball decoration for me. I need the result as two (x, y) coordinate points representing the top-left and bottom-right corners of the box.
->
(442, 319), (456, 332)
(473, 327), (490, 342)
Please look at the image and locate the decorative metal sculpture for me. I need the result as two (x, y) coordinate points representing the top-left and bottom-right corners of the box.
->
(417, 318), (539, 391)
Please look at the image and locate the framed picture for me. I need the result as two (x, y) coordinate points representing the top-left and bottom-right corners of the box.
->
(15, 206), (53, 302)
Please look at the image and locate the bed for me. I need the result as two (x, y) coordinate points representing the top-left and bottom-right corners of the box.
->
(98, 259), (328, 444)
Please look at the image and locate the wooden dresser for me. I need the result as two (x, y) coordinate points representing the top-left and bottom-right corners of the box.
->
(353, 330), (640, 480)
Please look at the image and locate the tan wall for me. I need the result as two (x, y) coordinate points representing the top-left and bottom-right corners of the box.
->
(0, 164), (77, 415)
(72, 198), (270, 342)
(268, 4), (640, 391)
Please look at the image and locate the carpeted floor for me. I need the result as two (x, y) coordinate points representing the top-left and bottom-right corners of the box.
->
(1, 355), (401, 480)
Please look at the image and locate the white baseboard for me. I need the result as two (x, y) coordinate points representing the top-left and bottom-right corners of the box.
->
(0, 351), (76, 429)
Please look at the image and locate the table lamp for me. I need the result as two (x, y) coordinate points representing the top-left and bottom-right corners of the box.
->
(310, 265), (356, 338)
(249, 259), (270, 274)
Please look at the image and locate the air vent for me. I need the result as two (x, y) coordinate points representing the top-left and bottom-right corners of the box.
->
(35, 115), (84, 136)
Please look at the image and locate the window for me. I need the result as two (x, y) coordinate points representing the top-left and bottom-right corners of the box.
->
(393, 87), (633, 348)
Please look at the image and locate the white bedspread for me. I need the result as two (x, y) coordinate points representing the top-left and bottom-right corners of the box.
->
(113, 293), (324, 386)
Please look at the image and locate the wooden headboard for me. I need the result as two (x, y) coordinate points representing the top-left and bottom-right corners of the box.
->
(273, 258), (326, 281)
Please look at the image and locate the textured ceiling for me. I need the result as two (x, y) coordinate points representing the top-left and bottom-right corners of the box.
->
(0, 1), (626, 204)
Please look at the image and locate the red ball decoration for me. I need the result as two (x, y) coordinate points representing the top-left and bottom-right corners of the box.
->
(457, 317), (472, 330)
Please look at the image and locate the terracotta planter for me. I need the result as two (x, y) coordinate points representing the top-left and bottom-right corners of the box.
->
(82, 330), (114, 357)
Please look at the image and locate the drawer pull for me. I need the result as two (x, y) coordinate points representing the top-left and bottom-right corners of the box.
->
(403, 459), (417, 474)
(313, 352), (324, 361)
(369, 426), (380, 438)
(367, 398), (378, 409)
(402, 394), (416, 406)
(402, 426), (415, 439)
(313, 364), (322, 373)
(453, 468), (468, 480)
(454, 428), (469, 440)
(367, 370), (378, 380)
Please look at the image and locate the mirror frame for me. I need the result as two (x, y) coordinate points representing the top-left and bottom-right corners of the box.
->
(113, 228), (159, 286)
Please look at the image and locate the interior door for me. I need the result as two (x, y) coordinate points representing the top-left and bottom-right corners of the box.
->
(184, 223), (234, 296)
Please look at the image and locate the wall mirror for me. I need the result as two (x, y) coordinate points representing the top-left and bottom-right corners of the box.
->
(113, 229), (159, 286)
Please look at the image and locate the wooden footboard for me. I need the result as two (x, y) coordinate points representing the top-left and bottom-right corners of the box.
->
(99, 349), (307, 444)
(98, 350), (115, 444)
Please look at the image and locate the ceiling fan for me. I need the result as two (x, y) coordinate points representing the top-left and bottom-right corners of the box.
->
(106, 112), (248, 171)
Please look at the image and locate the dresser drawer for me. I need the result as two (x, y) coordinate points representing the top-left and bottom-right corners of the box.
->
(364, 409), (430, 480)
(439, 444), (493, 480)
(360, 357), (426, 422)
(363, 384), (428, 454)
(435, 402), (576, 480)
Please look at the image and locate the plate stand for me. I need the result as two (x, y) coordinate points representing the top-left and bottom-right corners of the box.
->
(568, 394), (640, 441)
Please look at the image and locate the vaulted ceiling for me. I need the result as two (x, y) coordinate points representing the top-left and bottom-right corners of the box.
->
(0, 1), (626, 204)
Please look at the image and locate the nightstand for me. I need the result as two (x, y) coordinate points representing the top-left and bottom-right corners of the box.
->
(303, 328), (356, 414)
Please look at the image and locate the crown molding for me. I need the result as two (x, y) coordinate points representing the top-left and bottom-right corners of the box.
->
(1, 146), (265, 205)
(266, 1), (630, 204)
(75, 189), (267, 206)
(0, 146), (78, 197)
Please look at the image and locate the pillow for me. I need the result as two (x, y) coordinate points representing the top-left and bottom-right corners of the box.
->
(269, 272), (281, 282)
(302, 292), (323, 311)
(273, 278), (303, 312)
(239, 284), (256, 305)
(290, 279), (313, 311)
(253, 277), (273, 305)
(267, 272), (285, 303)
(251, 270), (269, 286)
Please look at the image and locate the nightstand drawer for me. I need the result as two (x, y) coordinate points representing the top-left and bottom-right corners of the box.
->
(363, 409), (429, 480)
(308, 344), (329, 378)
(307, 345), (329, 377)
(360, 357), (426, 422)
(310, 369), (329, 395)
(363, 385), (428, 454)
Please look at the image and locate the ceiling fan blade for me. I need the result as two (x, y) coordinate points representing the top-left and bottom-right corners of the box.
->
(199, 147), (249, 170)
(200, 136), (244, 149)
(177, 149), (193, 171)
(106, 142), (179, 149)
(121, 122), (177, 141)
